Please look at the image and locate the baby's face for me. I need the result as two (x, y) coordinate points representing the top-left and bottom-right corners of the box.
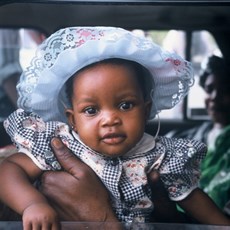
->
(66, 62), (151, 157)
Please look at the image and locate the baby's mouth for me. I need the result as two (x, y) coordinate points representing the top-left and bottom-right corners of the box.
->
(101, 133), (126, 145)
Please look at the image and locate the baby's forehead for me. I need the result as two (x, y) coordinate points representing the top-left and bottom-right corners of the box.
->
(74, 59), (141, 74)
(73, 61), (142, 85)
(69, 63), (149, 107)
(72, 59), (145, 84)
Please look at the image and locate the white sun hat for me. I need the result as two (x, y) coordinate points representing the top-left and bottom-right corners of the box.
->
(17, 26), (194, 122)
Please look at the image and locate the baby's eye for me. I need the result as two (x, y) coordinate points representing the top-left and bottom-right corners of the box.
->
(119, 102), (134, 111)
(83, 107), (98, 116)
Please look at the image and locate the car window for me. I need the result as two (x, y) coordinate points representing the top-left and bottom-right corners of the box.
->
(133, 29), (221, 120)
(0, 28), (46, 122)
(19, 29), (46, 69)
(0, 28), (46, 70)
(188, 31), (221, 120)
(0, 27), (220, 120)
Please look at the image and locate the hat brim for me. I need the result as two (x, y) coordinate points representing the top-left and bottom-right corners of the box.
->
(17, 27), (194, 122)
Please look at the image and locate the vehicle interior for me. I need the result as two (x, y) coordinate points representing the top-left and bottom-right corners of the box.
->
(0, 0), (230, 227)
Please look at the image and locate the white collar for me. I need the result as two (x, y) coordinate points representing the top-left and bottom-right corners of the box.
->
(124, 133), (155, 157)
(72, 131), (155, 158)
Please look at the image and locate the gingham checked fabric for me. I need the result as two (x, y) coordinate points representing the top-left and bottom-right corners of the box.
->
(4, 109), (207, 222)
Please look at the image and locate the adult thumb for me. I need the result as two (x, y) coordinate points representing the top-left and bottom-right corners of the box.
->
(50, 137), (84, 176)
(148, 169), (169, 200)
(148, 169), (186, 222)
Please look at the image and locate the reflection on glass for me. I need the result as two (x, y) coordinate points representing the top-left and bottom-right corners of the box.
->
(133, 29), (222, 120)
(0, 29), (22, 121)
(0, 28), (46, 122)
(0, 28), (46, 148)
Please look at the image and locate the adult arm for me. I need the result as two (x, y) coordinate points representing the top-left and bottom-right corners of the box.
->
(40, 138), (187, 223)
(148, 170), (191, 223)
(178, 188), (230, 225)
(224, 200), (230, 217)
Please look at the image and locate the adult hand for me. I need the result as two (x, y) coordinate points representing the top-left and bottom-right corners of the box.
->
(40, 138), (189, 223)
(148, 170), (191, 223)
(39, 138), (118, 222)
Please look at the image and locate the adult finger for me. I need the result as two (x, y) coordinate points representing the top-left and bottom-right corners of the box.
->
(50, 137), (90, 178)
(148, 169), (169, 200)
(147, 169), (185, 222)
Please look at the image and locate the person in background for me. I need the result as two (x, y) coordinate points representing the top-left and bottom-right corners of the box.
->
(167, 55), (230, 213)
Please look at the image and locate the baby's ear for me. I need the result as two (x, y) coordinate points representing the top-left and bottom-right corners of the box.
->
(144, 100), (152, 121)
(65, 109), (77, 132)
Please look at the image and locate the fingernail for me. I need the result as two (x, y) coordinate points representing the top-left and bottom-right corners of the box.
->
(146, 165), (155, 174)
(51, 138), (62, 148)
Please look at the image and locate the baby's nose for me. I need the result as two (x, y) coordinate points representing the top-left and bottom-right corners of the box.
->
(101, 111), (121, 126)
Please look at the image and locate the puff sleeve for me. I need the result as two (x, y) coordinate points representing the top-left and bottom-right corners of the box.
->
(3, 109), (73, 170)
(156, 136), (207, 201)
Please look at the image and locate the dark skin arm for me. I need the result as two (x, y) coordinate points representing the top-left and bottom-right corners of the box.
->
(178, 188), (230, 225)
(148, 170), (191, 223)
(40, 137), (188, 223)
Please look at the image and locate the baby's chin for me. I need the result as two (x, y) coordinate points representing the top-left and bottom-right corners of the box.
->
(98, 146), (133, 159)
(99, 150), (127, 159)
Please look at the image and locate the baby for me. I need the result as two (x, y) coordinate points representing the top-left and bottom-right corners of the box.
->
(1, 27), (230, 229)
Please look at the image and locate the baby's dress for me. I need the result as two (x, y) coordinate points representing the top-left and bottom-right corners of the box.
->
(4, 109), (207, 223)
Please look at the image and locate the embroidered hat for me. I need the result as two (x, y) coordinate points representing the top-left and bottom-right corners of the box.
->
(17, 26), (194, 122)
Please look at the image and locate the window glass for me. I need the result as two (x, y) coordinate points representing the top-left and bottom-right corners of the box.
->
(133, 29), (185, 119)
(0, 28), (46, 121)
(0, 28), (219, 121)
(133, 29), (221, 119)
(19, 29), (46, 70)
(188, 31), (221, 120)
